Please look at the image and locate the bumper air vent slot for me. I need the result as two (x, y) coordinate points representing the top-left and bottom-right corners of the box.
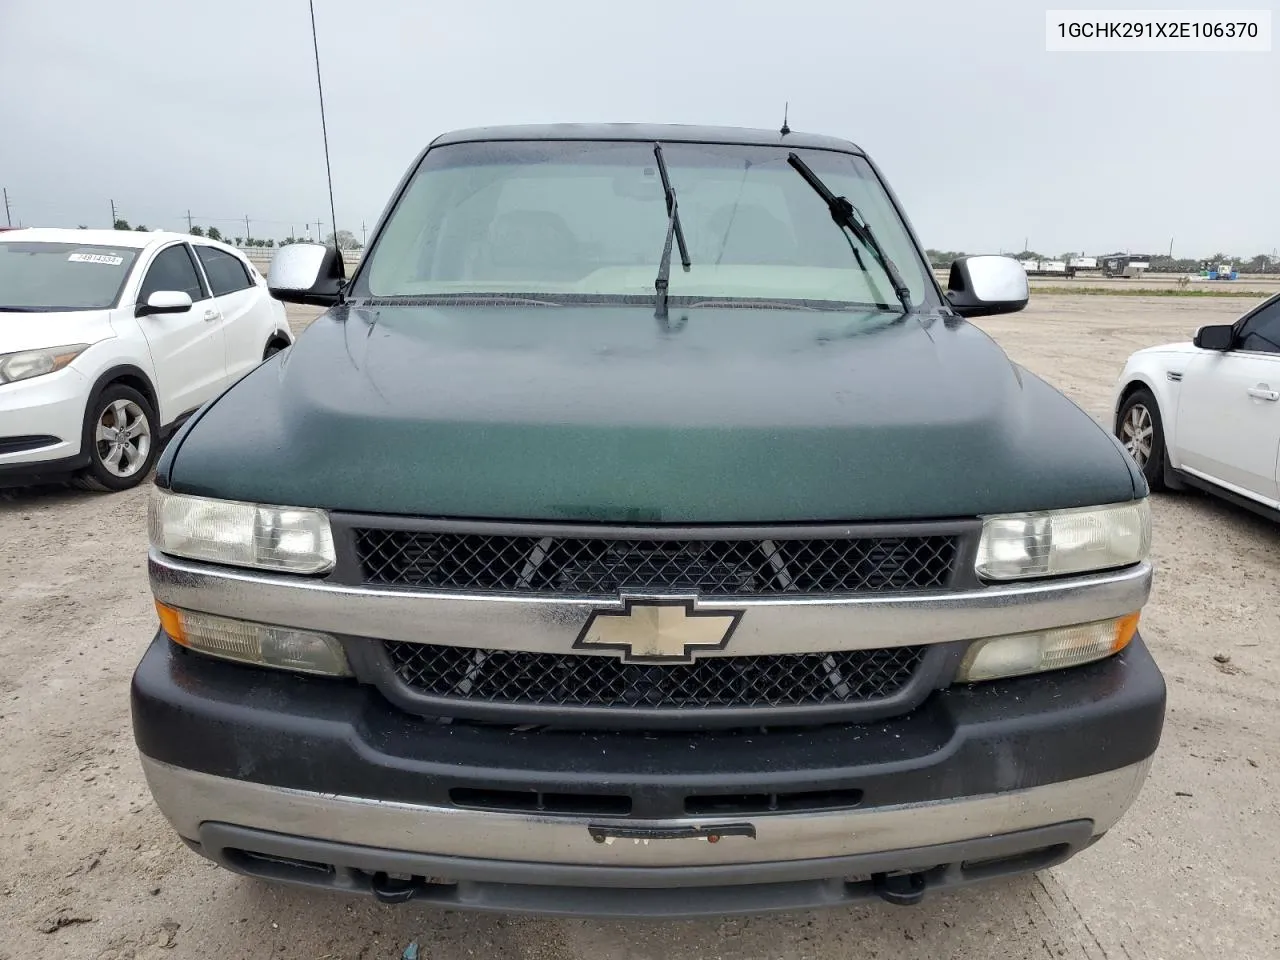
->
(685, 788), (863, 815)
(449, 787), (632, 816)
(0, 435), (61, 455)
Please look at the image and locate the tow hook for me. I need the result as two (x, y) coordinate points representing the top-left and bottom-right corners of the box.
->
(370, 872), (420, 904)
(872, 870), (928, 906)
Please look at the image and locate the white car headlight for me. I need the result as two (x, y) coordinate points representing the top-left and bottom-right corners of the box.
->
(975, 500), (1151, 581)
(149, 489), (335, 574)
(0, 343), (89, 384)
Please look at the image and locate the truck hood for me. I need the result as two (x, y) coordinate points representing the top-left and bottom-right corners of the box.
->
(164, 304), (1141, 522)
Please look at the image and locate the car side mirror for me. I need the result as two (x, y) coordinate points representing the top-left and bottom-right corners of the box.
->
(945, 255), (1030, 318)
(267, 242), (346, 306)
(1193, 324), (1234, 351)
(136, 290), (193, 317)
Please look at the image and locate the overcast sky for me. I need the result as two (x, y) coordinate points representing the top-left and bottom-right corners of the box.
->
(1, 0), (1276, 257)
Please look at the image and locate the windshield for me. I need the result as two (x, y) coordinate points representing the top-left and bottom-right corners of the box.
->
(0, 241), (140, 311)
(355, 140), (934, 311)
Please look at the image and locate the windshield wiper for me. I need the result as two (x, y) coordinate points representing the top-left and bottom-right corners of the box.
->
(652, 142), (692, 320)
(786, 152), (913, 314)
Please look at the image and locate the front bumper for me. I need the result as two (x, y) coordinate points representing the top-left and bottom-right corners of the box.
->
(132, 633), (1165, 916)
(0, 366), (88, 473)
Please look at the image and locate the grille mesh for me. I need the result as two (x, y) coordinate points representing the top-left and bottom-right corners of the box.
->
(384, 643), (926, 709)
(354, 530), (956, 596)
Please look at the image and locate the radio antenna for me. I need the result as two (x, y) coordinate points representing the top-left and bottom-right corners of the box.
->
(780, 102), (791, 136)
(308, 0), (338, 248)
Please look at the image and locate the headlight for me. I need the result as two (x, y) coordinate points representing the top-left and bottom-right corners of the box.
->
(956, 612), (1141, 683)
(149, 489), (335, 574)
(975, 500), (1150, 581)
(0, 343), (89, 384)
(156, 602), (350, 676)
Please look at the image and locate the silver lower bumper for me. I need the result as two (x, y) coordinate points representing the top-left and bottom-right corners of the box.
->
(141, 755), (1152, 870)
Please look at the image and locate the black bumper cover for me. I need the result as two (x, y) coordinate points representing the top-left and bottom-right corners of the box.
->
(0, 452), (90, 489)
(132, 632), (1165, 818)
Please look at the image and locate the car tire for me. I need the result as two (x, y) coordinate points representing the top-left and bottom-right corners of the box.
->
(71, 384), (160, 492)
(1116, 388), (1166, 492)
(263, 339), (287, 360)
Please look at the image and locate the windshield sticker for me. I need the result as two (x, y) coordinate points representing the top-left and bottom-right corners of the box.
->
(68, 252), (124, 265)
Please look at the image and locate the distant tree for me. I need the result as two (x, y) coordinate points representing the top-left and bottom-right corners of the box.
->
(134, 224), (149, 231)
(924, 249), (968, 268)
(206, 226), (224, 242)
(113, 218), (131, 230)
(189, 225), (205, 237)
(266, 239), (275, 248)
(77, 224), (88, 229)
(325, 229), (360, 250)
(234, 237), (243, 246)
(1148, 255), (1201, 274)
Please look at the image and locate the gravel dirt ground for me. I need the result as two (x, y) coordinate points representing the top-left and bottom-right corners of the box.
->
(2, 294), (1278, 960)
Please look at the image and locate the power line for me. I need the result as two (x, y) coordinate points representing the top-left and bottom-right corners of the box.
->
(309, 0), (339, 248)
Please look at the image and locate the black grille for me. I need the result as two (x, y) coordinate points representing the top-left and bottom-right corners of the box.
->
(384, 643), (926, 709)
(354, 530), (956, 596)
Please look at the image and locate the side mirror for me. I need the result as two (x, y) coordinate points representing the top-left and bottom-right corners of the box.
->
(1193, 324), (1234, 351)
(136, 290), (193, 317)
(267, 242), (346, 306)
(945, 255), (1030, 318)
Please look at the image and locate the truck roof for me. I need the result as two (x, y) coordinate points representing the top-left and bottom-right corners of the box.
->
(430, 123), (866, 155)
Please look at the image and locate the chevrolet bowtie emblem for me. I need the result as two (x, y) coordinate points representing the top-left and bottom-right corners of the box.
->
(574, 597), (743, 664)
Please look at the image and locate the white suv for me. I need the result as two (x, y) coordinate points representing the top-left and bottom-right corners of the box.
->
(0, 228), (293, 491)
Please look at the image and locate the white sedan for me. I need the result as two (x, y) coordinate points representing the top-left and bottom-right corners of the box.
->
(0, 228), (293, 491)
(1113, 293), (1280, 518)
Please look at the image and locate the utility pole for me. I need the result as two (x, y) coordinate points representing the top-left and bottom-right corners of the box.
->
(316, 220), (325, 243)
(1168, 237), (1174, 258)
(186, 209), (193, 232)
(361, 220), (367, 248)
(110, 198), (117, 228)
(244, 215), (251, 244)
(2, 187), (10, 226)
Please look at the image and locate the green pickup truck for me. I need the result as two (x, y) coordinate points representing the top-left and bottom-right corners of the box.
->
(132, 124), (1164, 917)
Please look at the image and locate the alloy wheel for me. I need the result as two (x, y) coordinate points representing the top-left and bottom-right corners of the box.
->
(95, 398), (152, 478)
(1121, 404), (1154, 466)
